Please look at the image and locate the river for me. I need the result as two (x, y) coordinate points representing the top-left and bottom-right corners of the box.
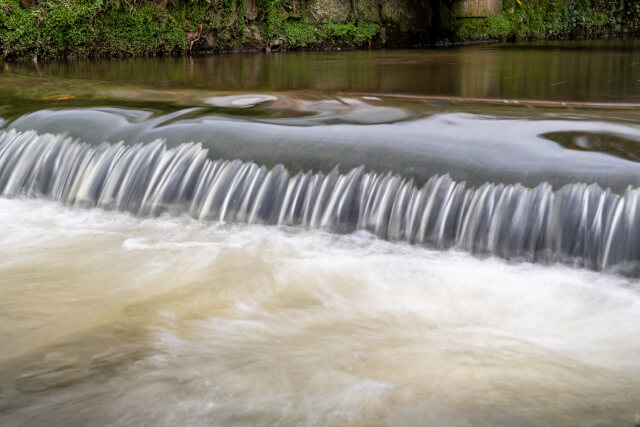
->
(1, 41), (640, 426)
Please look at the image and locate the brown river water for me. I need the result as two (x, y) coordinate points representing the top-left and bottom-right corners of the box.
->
(1, 40), (640, 426)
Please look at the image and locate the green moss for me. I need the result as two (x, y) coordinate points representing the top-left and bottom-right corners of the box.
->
(0, 0), (39, 57)
(1, 0), (638, 58)
(257, 0), (283, 39)
(455, 19), (489, 41)
(0, 0), (104, 57)
(237, 0), (246, 34)
(353, 21), (380, 42)
(0, 0), (381, 59)
(484, 14), (514, 39)
(326, 20), (380, 44)
(280, 19), (379, 47)
(326, 21), (351, 38)
(99, 4), (187, 56)
(456, 0), (636, 42)
(255, 0), (379, 46)
(0, 0), (204, 58)
(283, 20), (320, 46)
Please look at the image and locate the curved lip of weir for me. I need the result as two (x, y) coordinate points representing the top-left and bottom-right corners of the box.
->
(4, 107), (640, 194)
(1, 129), (640, 276)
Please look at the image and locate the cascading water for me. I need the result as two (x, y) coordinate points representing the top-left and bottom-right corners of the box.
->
(1, 129), (638, 273)
(3, 45), (640, 427)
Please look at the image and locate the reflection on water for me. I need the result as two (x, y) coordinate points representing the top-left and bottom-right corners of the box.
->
(544, 131), (640, 162)
(0, 198), (639, 426)
(2, 39), (640, 102)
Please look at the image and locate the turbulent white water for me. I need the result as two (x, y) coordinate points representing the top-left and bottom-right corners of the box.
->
(0, 197), (639, 426)
(2, 129), (640, 273)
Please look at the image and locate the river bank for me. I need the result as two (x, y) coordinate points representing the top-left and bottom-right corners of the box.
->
(0, 0), (440, 60)
(1, 0), (638, 60)
(456, 0), (640, 42)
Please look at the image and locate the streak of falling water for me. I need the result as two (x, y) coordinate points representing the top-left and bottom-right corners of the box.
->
(1, 129), (640, 272)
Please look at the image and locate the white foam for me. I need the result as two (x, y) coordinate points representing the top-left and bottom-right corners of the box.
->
(0, 197), (639, 426)
(205, 94), (278, 108)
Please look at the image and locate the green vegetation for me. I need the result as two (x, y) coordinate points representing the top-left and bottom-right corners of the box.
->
(257, 0), (283, 39)
(456, 0), (640, 42)
(327, 20), (380, 44)
(281, 19), (380, 48)
(0, 0), (203, 58)
(256, 0), (380, 49)
(282, 20), (321, 47)
(1, 0), (636, 59)
(0, 0), (380, 58)
(98, 3), (187, 56)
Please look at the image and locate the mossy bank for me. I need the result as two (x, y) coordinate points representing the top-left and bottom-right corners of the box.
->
(0, 0), (456, 59)
(456, 0), (640, 42)
(1, 0), (639, 60)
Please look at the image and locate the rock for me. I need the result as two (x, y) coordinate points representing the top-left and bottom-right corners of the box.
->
(454, 0), (503, 18)
(244, 0), (258, 20)
(355, 0), (381, 22)
(381, 0), (433, 33)
(243, 23), (262, 42)
(204, 33), (218, 49)
(304, 0), (351, 23)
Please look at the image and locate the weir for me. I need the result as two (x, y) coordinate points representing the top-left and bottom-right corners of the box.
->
(1, 129), (639, 273)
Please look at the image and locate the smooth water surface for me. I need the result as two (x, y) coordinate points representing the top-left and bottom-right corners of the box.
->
(3, 39), (640, 102)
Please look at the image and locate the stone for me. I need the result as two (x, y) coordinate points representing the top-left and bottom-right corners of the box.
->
(454, 0), (502, 18)
(243, 23), (262, 42)
(381, 0), (433, 33)
(204, 33), (218, 49)
(245, 0), (258, 20)
(304, 0), (352, 23)
(355, 0), (381, 22)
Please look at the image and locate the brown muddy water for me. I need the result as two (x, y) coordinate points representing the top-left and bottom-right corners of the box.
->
(1, 40), (640, 427)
